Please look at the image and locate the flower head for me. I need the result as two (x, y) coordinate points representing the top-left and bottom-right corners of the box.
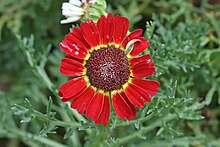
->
(61, 0), (106, 24)
(59, 13), (160, 125)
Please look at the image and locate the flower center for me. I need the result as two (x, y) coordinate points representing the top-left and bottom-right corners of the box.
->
(85, 46), (130, 92)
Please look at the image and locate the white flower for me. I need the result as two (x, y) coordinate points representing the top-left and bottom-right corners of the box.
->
(60, 0), (97, 24)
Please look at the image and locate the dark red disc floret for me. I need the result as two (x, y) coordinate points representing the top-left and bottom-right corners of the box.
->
(85, 46), (130, 91)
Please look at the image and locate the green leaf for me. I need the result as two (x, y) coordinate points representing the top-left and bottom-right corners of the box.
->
(39, 123), (58, 137)
(64, 128), (75, 139)
(205, 83), (216, 105)
(11, 104), (32, 123)
(145, 21), (156, 40)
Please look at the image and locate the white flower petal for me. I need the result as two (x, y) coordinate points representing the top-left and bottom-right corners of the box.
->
(89, 0), (97, 4)
(82, 0), (87, 3)
(67, 16), (81, 22)
(60, 0), (96, 24)
(62, 3), (83, 12)
(62, 10), (84, 16)
(69, 0), (82, 6)
(60, 16), (81, 24)
(60, 20), (69, 24)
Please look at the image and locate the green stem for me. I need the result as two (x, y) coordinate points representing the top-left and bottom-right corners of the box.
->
(34, 67), (72, 123)
(33, 69), (93, 134)
(52, 121), (81, 128)
(35, 62), (93, 135)
(36, 66), (54, 92)
(115, 113), (154, 127)
(5, 128), (67, 147)
(118, 114), (176, 145)
(33, 110), (81, 127)
(66, 102), (89, 122)
(65, 105), (93, 135)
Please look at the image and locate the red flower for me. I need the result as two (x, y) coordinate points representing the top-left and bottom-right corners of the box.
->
(59, 13), (160, 126)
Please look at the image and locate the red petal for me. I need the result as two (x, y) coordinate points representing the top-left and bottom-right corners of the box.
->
(71, 87), (95, 114)
(120, 92), (136, 119)
(124, 83), (151, 108)
(61, 83), (88, 102)
(61, 82), (89, 102)
(85, 92), (105, 122)
(81, 20), (101, 47)
(121, 29), (143, 49)
(113, 15), (129, 44)
(112, 92), (136, 120)
(130, 54), (156, 78)
(129, 37), (150, 57)
(97, 15), (114, 45)
(131, 66), (156, 78)
(65, 54), (84, 64)
(65, 33), (90, 54)
(94, 95), (110, 126)
(59, 77), (86, 99)
(129, 83), (151, 102)
(61, 97), (74, 102)
(132, 79), (160, 95)
(58, 91), (63, 97)
(107, 13), (114, 20)
(129, 54), (151, 66)
(72, 27), (91, 49)
(60, 58), (84, 76)
(59, 40), (88, 59)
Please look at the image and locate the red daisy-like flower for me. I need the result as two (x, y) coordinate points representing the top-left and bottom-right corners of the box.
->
(59, 13), (160, 126)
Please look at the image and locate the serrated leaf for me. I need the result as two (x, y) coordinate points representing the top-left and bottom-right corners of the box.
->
(11, 105), (29, 116)
(110, 137), (119, 144)
(137, 134), (146, 140)
(134, 121), (140, 129)
(47, 97), (53, 118)
(64, 128), (75, 139)
(205, 83), (216, 105)
(78, 121), (95, 131)
(24, 98), (33, 111)
(156, 127), (164, 136)
(20, 117), (32, 123)
(145, 21), (156, 40)
(179, 112), (204, 120)
(39, 123), (58, 137)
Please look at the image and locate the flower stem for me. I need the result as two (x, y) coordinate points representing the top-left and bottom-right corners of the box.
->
(33, 110), (81, 127)
(115, 113), (154, 127)
(118, 114), (176, 145)
(4, 127), (67, 147)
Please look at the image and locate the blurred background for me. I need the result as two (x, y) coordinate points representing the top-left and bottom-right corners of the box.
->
(0, 0), (220, 146)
